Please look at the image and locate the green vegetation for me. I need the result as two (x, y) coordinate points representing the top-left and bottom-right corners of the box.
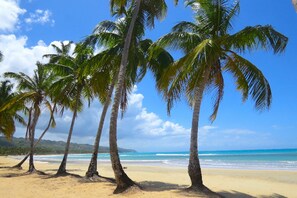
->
(0, 137), (135, 155)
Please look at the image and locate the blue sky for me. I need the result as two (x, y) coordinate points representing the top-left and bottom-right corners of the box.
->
(0, 0), (296, 152)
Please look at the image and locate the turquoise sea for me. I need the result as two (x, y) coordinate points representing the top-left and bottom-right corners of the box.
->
(32, 149), (297, 170)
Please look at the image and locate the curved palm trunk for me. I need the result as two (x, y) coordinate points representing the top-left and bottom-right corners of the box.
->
(109, 0), (141, 194)
(86, 83), (115, 178)
(14, 104), (56, 168)
(28, 109), (40, 173)
(188, 69), (210, 190)
(57, 96), (80, 175)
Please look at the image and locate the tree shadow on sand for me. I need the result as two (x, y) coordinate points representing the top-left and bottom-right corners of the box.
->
(44, 171), (83, 179)
(218, 191), (287, 198)
(260, 194), (287, 198)
(140, 181), (223, 197)
(140, 180), (187, 192)
(0, 169), (48, 178)
(0, 166), (13, 169)
(42, 169), (116, 184)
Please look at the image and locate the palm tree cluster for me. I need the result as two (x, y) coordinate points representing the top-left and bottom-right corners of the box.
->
(0, 0), (287, 195)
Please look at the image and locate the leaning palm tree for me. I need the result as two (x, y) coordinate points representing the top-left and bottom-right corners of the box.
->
(155, 0), (288, 193)
(83, 13), (173, 179)
(4, 63), (54, 173)
(108, 0), (169, 193)
(45, 44), (99, 176)
(0, 80), (26, 140)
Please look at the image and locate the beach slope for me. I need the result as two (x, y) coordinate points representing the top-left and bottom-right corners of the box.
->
(0, 156), (296, 197)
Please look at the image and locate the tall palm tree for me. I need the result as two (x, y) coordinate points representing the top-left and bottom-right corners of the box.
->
(0, 80), (26, 140)
(83, 14), (173, 179)
(156, 0), (288, 193)
(108, 0), (170, 193)
(4, 63), (54, 173)
(45, 44), (100, 176)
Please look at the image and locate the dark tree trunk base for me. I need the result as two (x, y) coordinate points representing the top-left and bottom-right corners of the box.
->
(56, 156), (67, 176)
(55, 170), (68, 177)
(55, 166), (69, 177)
(28, 167), (37, 173)
(28, 161), (36, 173)
(85, 171), (99, 179)
(112, 168), (139, 194)
(85, 155), (98, 179)
(114, 183), (141, 194)
(186, 185), (223, 198)
(26, 168), (47, 176)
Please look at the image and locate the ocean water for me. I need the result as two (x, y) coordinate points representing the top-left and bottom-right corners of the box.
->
(32, 149), (297, 170)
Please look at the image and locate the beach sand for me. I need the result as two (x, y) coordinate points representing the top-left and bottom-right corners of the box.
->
(0, 156), (296, 198)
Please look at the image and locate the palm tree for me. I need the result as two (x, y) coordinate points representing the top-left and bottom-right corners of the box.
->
(45, 43), (99, 176)
(155, 0), (288, 193)
(4, 63), (54, 173)
(12, 104), (56, 169)
(0, 80), (26, 140)
(83, 14), (173, 179)
(107, 0), (173, 193)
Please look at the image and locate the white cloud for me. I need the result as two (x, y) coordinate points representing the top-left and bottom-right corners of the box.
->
(0, 35), (74, 77)
(0, 0), (26, 32)
(24, 9), (55, 26)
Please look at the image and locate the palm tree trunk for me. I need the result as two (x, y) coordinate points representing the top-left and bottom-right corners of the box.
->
(86, 82), (115, 178)
(109, 0), (141, 194)
(188, 69), (210, 190)
(14, 104), (56, 168)
(14, 121), (49, 168)
(28, 108), (40, 173)
(57, 96), (79, 175)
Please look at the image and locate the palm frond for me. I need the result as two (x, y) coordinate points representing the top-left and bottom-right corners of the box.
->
(226, 25), (288, 54)
(225, 52), (272, 110)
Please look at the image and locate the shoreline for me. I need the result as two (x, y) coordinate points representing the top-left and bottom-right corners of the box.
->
(9, 153), (297, 172)
(1, 156), (297, 197)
